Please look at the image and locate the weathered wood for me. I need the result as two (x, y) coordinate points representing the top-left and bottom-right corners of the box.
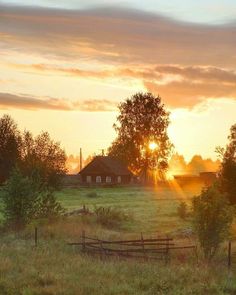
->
(77, 236), (173, 244)
(69, 232), (195, 261)
(67, 242), (175, 247)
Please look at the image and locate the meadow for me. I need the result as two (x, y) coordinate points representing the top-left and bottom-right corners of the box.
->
(0, 185), (235, 295)
(56, 185), (194, 234)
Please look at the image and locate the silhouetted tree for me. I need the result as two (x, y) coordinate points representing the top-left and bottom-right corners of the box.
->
(108, 92), (172, 180)
(0, 115), (21, 184)
(217, 124), (236, 204)
(0, 114), (67, 189)
(20, 131), (67, 189)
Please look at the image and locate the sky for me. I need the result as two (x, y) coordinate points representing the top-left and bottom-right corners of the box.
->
(0, 0), (236, 161)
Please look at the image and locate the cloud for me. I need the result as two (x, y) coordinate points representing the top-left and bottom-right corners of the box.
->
(0, 92), (117, 112)
(10, 63), (236, 108)
(0, 5), (236, 67)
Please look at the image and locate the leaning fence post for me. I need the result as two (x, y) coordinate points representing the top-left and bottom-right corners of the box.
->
(228, 241), (232, 270)
(34, 227), (38, 247)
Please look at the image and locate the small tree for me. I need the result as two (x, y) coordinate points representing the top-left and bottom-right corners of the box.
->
(177, 201), (188, 220)
(1, 168), (64, 230)
(192, 185), (234, 261)
(217, 123), (236, 204)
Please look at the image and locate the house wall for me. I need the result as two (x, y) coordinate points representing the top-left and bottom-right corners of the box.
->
(81, 174), (131, 185)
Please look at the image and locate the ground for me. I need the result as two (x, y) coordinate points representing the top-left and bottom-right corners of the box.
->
(57, 186), (194, 234)
(0, 186), (235, 295)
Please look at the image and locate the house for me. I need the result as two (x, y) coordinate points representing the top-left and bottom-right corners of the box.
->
(174, 172), (217, 188)
(79, 156), (132, 185)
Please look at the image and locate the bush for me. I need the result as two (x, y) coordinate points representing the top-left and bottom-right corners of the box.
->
(192, 185), (234, 262)
(86, 191), (99, 198)
(1, 168), (64, 230)
(177, 202), (188, 220)
(94, 206), (129, 228)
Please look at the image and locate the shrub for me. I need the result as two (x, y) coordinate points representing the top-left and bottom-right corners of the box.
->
(94, 206), (129, 228)
(192, 185), (234, 262)
(177, 202), (188, 220)
(1, 168), (64, 230)
(86, 191), (98, 198)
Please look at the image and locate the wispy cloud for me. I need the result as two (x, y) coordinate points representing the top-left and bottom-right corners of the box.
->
(9, 63), (236, 108)
(0, 5), (235, 67)
(0, 93), (117, 112)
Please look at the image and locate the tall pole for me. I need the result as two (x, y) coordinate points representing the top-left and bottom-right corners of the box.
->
(80, 148), (83, 172)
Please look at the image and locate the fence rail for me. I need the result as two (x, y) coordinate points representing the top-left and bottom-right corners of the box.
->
(68, 231), (196, 262)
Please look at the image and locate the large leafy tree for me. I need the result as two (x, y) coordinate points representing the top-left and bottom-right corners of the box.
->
(0, 115), (21, 183)
(108, 92), (172, 180)
(217, 123), (236, 204)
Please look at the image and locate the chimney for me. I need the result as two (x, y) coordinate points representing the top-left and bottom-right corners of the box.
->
(80, 148), (83, 171)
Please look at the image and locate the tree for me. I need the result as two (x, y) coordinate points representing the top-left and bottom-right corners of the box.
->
(192, 185), (234, 262)
(0, 115), (21, 184)
(20, 131), (67, 189)
(217, 124), (236, 204)
(108, 92), (172, 181)
(1, 168), (64, 230)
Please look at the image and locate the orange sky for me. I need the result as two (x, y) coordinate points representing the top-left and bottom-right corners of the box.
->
(0, 3), (235, 160)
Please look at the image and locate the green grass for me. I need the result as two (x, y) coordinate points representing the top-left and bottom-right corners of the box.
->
(0, 186), (235, 294)
(56, 186), (193, 234)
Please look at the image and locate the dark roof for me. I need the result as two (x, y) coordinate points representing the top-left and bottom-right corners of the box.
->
(79, 156), (132, 176)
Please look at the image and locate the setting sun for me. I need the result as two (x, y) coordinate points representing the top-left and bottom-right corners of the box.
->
(149, 142), (158, 151)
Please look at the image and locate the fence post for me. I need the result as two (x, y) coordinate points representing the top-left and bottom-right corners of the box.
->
(228, 241), (232, 270)
(34, 227), (38, 247)
(82, 230), (86, 252)
(141, 232), (146, 260)
(165, 235), (170, 265)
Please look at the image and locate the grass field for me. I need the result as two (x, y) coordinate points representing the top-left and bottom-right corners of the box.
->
(56, 186), (194, 234)
(0, 185), (235, 294)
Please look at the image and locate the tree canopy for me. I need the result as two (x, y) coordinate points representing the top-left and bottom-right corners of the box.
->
(108, 92), (172, 180)
(0, 114), (67, 188)
(192, 185), (233, 261)
(0, 115), (21, 183)
(217, 123), (236, 204)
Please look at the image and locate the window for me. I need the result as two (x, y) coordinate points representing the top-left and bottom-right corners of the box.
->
(86, 176), (92, 183)
(106, 176), (112, 183)
(96, 176), (102, 183)
(117, 176), (122, 183)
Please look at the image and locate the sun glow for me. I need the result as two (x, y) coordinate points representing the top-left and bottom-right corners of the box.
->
(149, 142), (158, 151)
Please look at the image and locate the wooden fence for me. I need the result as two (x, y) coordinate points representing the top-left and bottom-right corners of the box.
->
(68, 231), (196, 262)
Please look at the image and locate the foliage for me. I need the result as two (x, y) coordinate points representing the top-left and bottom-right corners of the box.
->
(192, 185), (234, 261)
(1, 168), (64, 229)
(94, 206), (129, 228)
(20, 131), (67, 189)
(0, 114), (67, 189)
(108, 92), (172, 180)
(0, 115), (21, 184)
(217, 123), (236, 204)
(177, 201), (188, 220)
(86, 191), (98, 198)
